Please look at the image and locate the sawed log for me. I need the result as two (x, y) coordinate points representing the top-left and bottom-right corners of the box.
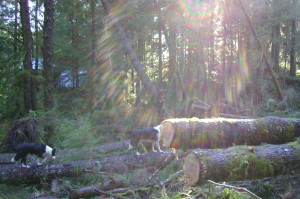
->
(160, 116), (300, 149)
(0, 152), (176, 184)
(183, 143), (300, 186)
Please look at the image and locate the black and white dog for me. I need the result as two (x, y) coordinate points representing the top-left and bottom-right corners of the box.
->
(128, 125), (163, 155)
(11, 143), (56, 168)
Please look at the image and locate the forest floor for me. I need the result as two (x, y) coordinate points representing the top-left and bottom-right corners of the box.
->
(0, 110), (300, 198)
(1, 140), (300, 198)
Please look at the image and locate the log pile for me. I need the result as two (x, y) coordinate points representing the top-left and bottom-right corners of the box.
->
(1, 116), (300, 198)
(160, 116), (300, 150)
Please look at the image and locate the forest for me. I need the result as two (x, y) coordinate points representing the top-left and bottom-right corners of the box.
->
(0, 0), (300, 198)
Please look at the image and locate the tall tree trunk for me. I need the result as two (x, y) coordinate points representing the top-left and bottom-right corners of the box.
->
(157, 16), (164, 122)
(70, 9), (79, 88)
(19, 0), (33, 113)
(88, 0), (97, 111)
(209, 8), (215, 103)
(90, 0), (96, 68)
(166, 0), (177, 115)
(271, 0), (280, 73)
(14, 0), (18, 56)
(222, 0), (228, 102)
(289, 0), (296, 77)
(283, 23), (289, 87)
(31, 0), (40, 111)
(135, 25), (144, 106)
(43, 0), (55, 109)
(34, 0), (39, 71)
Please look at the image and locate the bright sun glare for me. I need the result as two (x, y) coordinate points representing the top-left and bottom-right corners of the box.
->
(178, 0), (213, 28)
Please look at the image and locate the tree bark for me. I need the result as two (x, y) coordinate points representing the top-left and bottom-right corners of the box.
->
(100, 0), (157, 98)
(160, 117), (300, 149)
(289, 0), (296, 77)
(0, 152), (176, 185)
(271, 0), (281, 73)
(183, 143), (300, 186)
(43, 0), (55, 109)
(14, 0), (18, 55)
(19, 0), (33, 113)
(88, 0), (97, 111)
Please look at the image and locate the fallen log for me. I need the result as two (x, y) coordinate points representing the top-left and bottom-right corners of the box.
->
(0, 140), (129, 165)
(0, 151), (176, 185)
(160, 116), (300, 149)
(183, 143), (300, 186)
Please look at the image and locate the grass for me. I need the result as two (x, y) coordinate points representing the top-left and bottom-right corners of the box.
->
(0, 184), (33, 199)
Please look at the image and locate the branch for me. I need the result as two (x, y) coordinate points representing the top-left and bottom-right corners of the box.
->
(237, 0), (283, 100)
(100, 0), (157, 97)
(208, 180), (262, 199)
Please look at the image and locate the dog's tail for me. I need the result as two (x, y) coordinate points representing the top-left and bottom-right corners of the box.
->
(154, 125), (161, 132)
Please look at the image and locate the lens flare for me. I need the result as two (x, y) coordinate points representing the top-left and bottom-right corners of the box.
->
(178, 0), (213, 28)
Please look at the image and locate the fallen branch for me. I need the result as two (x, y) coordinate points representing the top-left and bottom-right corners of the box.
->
(146, 151), (184, 182)
(191, 192), (204, 199)
(208, 180), (262, 199)
(160, 170), (183, 187)
(74, 186), (123, 199)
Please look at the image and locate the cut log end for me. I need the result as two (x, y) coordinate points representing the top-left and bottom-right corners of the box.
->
(160, 121), (175, 148)
(183, 152), (200, 186)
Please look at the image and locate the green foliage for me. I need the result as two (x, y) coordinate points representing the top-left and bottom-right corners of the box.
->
(53, 114), (100, 149)
(0, 120), (11, 146)
(0, 184), (32, 199)
(220, 188), (250, 199)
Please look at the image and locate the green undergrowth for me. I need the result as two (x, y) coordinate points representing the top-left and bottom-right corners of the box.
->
(0, 120), (10, 148)
(0, 184), (34, 199)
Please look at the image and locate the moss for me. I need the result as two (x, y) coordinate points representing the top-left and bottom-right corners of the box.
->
(287, 141), (300, 149)
(227, 155), (250, 181)
(227, 153), (274, 181)
(247, 154), (274, 178)
(283, 123), (295, 142)
(257, 119), (269, 137)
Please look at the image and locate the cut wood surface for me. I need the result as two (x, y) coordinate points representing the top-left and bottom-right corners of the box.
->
(0, 151), (175, 184)
(183, 143), (300, 186)
(160, 116), (300, 149)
